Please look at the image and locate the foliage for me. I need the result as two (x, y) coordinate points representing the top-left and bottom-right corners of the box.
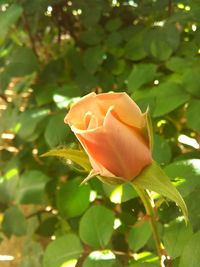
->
(0, 0), (200, 266)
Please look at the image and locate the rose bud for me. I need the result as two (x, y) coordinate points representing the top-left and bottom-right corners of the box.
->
(64, 92), (152, 181)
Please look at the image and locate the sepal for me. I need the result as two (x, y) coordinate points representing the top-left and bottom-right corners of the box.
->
(41, 148), (91, 171)
(132, 161), (188, 222)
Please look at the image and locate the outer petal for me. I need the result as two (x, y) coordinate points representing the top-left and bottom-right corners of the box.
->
(74, 108), (152, 180)
(96, 92), (145, 129)
(64, 92), (104, 130)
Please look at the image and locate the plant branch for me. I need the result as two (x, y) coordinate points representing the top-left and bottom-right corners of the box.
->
(168, 0), (173, 16)
(22, 13), (38, 57)
(133, 185), (172, 267)
(135, 187), (162, 256)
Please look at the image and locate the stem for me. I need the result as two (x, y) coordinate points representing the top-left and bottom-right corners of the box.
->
(133, 185), (166, 266)
(22, 13), (38, 57)
(168, 0), (173, 16)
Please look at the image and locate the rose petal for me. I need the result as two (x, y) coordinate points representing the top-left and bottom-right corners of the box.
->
(96, 92), (145, 129)
(74, 108), (152, 180)
(84, 112), (98, 129)
(64, 92), (104, 130)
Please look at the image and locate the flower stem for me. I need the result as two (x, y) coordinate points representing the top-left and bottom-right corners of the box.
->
(133, 185), (164, 265)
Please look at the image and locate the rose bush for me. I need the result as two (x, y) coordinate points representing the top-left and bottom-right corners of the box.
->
(65, 92), (152, 180)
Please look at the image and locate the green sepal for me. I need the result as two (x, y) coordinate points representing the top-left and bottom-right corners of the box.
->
(132, 161), (188, 222)
(41, 148), (91, 171)
(142, 107), (153, 151)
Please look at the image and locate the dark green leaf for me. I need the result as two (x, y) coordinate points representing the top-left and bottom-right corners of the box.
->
(6, 47), (39, 76)
(83, 46), (105, 73)
(2, 206), (27, 237)
(78, 0), (103, 27)
(183, 66), (200, 97)
(124, 28), (147, 61)
(18, 108), (50, 141)
(105, 18), (122, 32)
(45, 113), (69, 148)
(0, 4), (23, 41)
(80, 27), (105, 45)
(16, 170), (49, 204)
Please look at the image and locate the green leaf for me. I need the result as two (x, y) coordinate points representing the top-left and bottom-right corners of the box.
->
(186, 100), (200, 132)
(144, 25), (179, 61)
(44, 113), (69, 148)
(6, 47), (39, 76)
(150, 39), (172, 61)
(124, 27), (147, 61)
(36, 217), (57, 237)
(153, 134), (172, 165)
(78, 0), (103, 27)
(38, 59), (65, 84)
(164, 23), (180, 50)
(75, 69), (99, 91)
(128, 221), (152, 252)
(83, 46), (105, 73)
(106, 32), (123, 48)
(2, 206), (27, 237)
(79, 205), (115, 248)
(179, 231), (200, 267)
(0, 70), (10, 92)
(184, 188), (200, 230)
(56, 177), (90, 218)
(128, 251), (159, 266)
(83, 251), (121, 267)
(0, 106), (18, 134)
(106, 183), (138, 204)
(105, 18), (122, 32)
(15, 170), (49, 204)
(41, 148), (91, 171)
(133, 161), (188, 222)
(183, 66), (200, 97)
(163, 220), (193, 259)
(166, 57), (192, 73)
(18, 108), (50, 140)
(80, 27), (105, 45)
(164, 159), (200, 197)
(152, 82), (190, 117)
(0, 4), (23, 41)
(0, 177), (18, 204)
(127, 64), (157, 92)
(43, 234), (83, 267)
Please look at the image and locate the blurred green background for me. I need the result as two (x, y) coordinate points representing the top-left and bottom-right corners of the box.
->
(0, 0), (200, 266)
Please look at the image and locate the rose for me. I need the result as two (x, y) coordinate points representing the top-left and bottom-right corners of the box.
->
(64, 92), (152, 181)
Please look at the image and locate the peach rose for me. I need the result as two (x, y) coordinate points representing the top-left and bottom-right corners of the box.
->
(64, 92), (152, 181)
